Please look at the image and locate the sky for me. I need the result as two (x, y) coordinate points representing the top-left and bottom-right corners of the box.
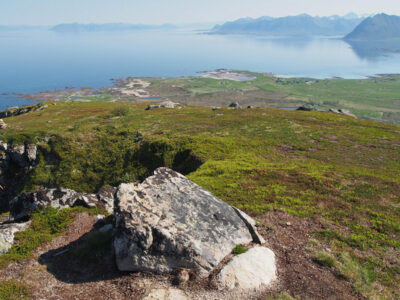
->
(1, 0), (400, 26)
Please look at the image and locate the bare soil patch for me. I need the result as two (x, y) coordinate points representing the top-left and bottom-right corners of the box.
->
(0, 211), (360, 299)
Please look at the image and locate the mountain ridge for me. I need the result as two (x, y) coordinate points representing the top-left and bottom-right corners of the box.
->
(212, 14), (365, 36)
(51, 22), (175, 32)
(345, 13), (400, 40)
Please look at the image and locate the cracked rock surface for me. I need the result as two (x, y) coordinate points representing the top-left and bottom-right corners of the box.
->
(113, 167), (263, 277)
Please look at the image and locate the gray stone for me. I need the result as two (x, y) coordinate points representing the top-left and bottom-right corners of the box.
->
(0, 141), (7, 151)
(10, 188), (99, 221)
(25, 144), (38, 163)
(146, 101), (180, 110)
(217, 246), (277, 290)
(0, 221), (31, 254)
(232, 207), (265, 244)
(97, 186), (116, 214)
(159, 101), (177, 108)
(229, 102), (240, 108)
(113, 167), (262, 277)
(0, 119), (7, 129)
(9, 144), (26, 167)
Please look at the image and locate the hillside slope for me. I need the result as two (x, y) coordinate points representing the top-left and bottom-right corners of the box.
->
(0, 102), (399, 298)
(345, 13), (400, 40)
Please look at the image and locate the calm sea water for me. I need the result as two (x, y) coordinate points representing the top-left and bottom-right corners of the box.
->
(1, 28), (400, 109)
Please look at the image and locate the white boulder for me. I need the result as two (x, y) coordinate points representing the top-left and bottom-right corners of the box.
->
(217, 246), (277, 290)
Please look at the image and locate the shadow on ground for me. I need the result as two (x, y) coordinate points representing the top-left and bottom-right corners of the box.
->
(38, 220), (124, 284)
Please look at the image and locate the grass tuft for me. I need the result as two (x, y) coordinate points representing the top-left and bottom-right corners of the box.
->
(232, 244), (247, 255)
(313, 250), (336, 268)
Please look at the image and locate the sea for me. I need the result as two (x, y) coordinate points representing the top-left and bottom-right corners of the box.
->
(1, 28), (400, 110)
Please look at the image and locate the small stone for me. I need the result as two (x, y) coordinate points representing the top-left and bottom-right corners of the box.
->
(175, 269), (190, 285)
(0, 119), (7, 129)
(0, 141), (7, 151)
(97, 214), (106, 220)
(25, 144), (38, 163)
(286, 222), (291, 226)
(142, 288), (188, 300)
(217, 246), (277, 290)
(229, 102), (240, 108)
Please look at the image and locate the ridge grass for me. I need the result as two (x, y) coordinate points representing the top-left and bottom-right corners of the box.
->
(0, 102), (399, 297)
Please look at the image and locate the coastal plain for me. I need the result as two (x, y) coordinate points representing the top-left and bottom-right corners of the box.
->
(22, 71), (400, 124)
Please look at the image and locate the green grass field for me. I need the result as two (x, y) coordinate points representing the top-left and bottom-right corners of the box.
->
(143, 72), (400, 123)
(0, 102), (399, 298)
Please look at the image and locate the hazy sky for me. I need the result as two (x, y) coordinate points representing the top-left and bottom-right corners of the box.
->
(1, 0), (400, 25)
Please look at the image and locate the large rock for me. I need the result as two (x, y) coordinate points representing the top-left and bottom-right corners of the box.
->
(0, 221), (31, 254)
(217, 246), (277, 290)
(113, 167), (262, 277)
(146, 101), (180, 110)
(10, 188), (99, 221)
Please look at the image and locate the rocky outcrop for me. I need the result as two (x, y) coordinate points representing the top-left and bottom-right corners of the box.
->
(0, 221), (31, 254)
(0, 141), (39, 210)
(217, 247), (277, 290)
(0, 142), (38, 169)
(113, 167), (263, 277)
(146, 101), (181, 110)
(0, 103), (48, 119)
(97, 186), (116, 214)
(329, 108), (357, 118)
(296, 105), (315, 111)
(10, 188), (99, 221)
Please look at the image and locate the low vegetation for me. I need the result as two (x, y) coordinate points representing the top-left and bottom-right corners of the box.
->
(0, 207), (102, 269)
(0, 102), (399, 297)
(232, 244), (247, 255)
(0, 280), (30, 300)
(70, 230), (113, 264)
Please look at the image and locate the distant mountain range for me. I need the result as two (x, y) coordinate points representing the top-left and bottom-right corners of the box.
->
(345, 13), (400, 40)
(51, 23), (175, 32)
(212, 14), (365, 36)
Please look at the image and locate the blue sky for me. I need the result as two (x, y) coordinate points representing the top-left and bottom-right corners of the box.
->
(1, 0), (400, 25)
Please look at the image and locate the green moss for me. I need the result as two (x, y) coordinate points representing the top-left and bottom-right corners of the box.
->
(0, 280), (29, 300)
(232, 244), (247, 255)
